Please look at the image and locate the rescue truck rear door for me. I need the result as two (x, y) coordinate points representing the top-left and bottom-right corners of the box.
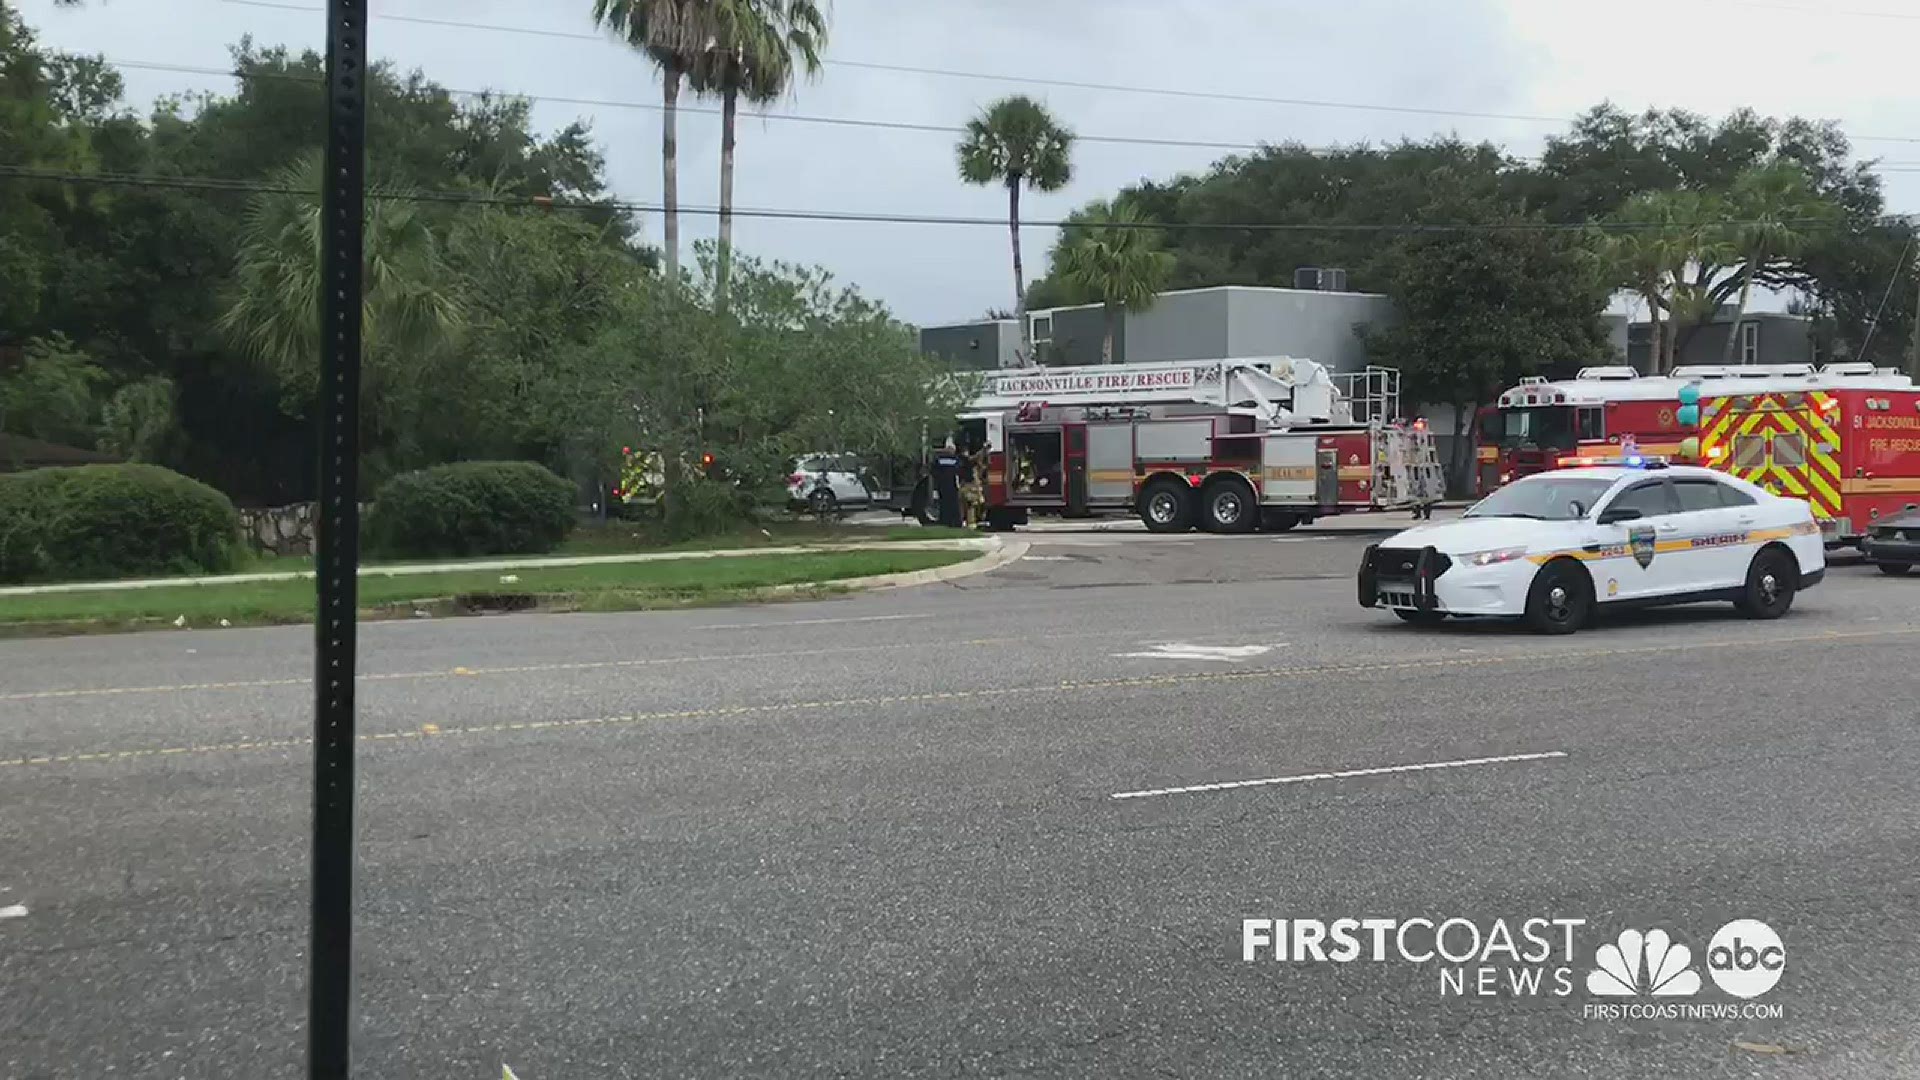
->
(1713, 393), (1839, 525)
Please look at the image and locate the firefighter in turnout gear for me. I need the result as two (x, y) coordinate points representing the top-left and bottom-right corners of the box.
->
(962, 443), (988, 527)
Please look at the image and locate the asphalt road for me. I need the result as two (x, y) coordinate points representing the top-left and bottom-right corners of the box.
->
(5, 528), (1920, 1079)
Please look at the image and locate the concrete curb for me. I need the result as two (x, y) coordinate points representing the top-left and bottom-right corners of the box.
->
(0, 538), (998, 598)
(758, 538), (1029, 596)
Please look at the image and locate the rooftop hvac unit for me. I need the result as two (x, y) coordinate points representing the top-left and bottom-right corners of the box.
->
(1575, 366), (1640, 380)
(1318, 267), (1348, 293)
(1293, 266), (1321, 290)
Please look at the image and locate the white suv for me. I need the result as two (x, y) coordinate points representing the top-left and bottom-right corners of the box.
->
(788, 454), (876, 515)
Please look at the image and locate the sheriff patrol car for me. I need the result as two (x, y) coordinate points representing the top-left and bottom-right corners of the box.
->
(1358, 462), (1826, 634)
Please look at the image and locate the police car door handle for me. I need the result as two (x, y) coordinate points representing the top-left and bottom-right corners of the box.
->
(1655, 522), (1679, 534)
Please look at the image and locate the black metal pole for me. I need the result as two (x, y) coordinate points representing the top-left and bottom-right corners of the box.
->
(309, 1), (366, 1077)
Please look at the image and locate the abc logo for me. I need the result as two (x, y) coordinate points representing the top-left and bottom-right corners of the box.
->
(1706, 919), (1785, 998)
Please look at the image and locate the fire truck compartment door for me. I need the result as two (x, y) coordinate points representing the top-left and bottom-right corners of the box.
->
(1316, 449), (1340, 508)
(1134, 419), (1214, 462)
(1260, 435), (1316, 505)
(1085, 423), (1135, 503)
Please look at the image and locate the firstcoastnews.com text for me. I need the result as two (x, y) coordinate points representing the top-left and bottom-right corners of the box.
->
(1583, 1001), (1784, 1021)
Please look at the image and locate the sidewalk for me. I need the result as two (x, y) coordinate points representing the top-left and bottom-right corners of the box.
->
(0, 538), (998, 598)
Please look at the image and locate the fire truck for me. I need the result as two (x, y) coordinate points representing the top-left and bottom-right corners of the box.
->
(924, 358), (1443, 532)
(1477, 362), (1920, 543)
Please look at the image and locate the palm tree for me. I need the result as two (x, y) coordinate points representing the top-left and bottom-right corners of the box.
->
(1717, 162), (1827, 365)
(1601, 194), (1671, 374)
(592, 0), (709, 280)
(691, 0), (828, 303)
(957, 96), (1074, 362)
(219, 157), (464, 433)
(1056, 201), (1175, 363)
(1604, 190), (1732, 374)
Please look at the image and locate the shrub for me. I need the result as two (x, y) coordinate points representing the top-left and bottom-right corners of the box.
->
(662, 475), (753, 540)
(0, 464), (241, 583)
(369, 461), (576, 559)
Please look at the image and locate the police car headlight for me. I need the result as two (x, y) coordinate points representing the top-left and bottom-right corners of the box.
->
(1462, 546), (1529, 567)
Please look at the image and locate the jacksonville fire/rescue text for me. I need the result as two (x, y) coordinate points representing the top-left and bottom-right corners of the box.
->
(1242, 917), (1586, 997)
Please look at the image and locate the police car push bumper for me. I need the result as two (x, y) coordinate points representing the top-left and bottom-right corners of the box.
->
(1359, 542), (1535, 616)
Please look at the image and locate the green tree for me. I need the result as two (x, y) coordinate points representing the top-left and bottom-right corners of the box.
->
(218, 156), (466, 478)
(957, 96), (1074, 361)
(97, 375), (177, 461)
(691, 0), (826, 302)
(592, 0), (707, 279)
(1055, 201), (1175, 363)
(0, 333), (105, 445)
(1716, 162), (1831, 364)
(1362, 194), (1611, 492)
(566, 244), (964, 535)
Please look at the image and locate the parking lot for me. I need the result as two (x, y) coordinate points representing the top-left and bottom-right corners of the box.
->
(5, 528), (1920, 1078)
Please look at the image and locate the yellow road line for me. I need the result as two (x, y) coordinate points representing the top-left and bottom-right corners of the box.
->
(0, 635), (1050, 702)
(6, 626), (1917, 771)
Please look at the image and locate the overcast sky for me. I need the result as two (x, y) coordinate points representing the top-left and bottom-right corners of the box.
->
(21, 0), (1920, 326)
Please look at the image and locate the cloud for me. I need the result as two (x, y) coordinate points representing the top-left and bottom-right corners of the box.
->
(18, 0), (1918, 326)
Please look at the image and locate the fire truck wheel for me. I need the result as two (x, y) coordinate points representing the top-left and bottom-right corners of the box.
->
(1138, 479), (1195, 533)
(1879, 562), (1913, 577)
(911, 482), (938, 526)
(1200, 478), (1257, 534)
(1522, 560), (1591, 635)
(1735, 546), (1798, 619)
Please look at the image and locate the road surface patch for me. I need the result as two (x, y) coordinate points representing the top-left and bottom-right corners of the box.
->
(6, 626), (1914, 771)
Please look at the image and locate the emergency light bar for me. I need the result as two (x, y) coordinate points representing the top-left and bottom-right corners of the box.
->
(1561, 454), (1670, 469)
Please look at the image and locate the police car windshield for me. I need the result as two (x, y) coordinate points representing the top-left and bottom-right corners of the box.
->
(1466, 475), (1616, 521)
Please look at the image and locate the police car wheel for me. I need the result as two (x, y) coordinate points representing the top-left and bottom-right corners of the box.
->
(1879, 562), (1913, 577)
(809, 489), (839, 516)
(1392, 608), (1447, 625)
(1523, 561), (1590, 635)
(1736, 548), (1798, 619)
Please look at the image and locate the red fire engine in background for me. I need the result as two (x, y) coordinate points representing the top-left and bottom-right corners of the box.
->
(933, 358), (1445, 533)
(1477, 362), (1920, 543)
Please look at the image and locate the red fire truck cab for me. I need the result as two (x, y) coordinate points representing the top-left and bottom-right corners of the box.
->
(1479, 363), (1920, 544)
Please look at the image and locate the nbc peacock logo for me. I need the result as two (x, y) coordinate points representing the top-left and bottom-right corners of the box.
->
(1584, 928), (1702, 998)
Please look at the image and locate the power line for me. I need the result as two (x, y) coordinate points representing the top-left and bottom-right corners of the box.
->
(103, 56), (1920, 174)
(213, 0), (1920, 148)
(216, 0), (1573, 127)
(0, 164), (1882, 234)
(102, 58), (1299, 155)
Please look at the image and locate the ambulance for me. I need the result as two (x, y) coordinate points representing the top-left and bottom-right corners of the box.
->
(1478, 363), (1920, 544)
(944, 358), (1445, 533)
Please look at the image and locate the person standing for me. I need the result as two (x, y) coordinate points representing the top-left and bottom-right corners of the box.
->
(932, 439), (964, 528)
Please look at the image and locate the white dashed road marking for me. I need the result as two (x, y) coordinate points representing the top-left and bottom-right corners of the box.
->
(1110, 750), (1570, 800)
(1116, 643), (1285, 662)
(0, 905), (28, 920)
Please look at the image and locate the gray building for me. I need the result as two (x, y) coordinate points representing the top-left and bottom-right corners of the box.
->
(919, 285), (1397, 375)
(1625, 310), (1816, 371)
(919, 318), (1021, 371)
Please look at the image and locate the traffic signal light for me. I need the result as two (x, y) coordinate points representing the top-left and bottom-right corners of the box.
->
(1676, 383), (1701, 429)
